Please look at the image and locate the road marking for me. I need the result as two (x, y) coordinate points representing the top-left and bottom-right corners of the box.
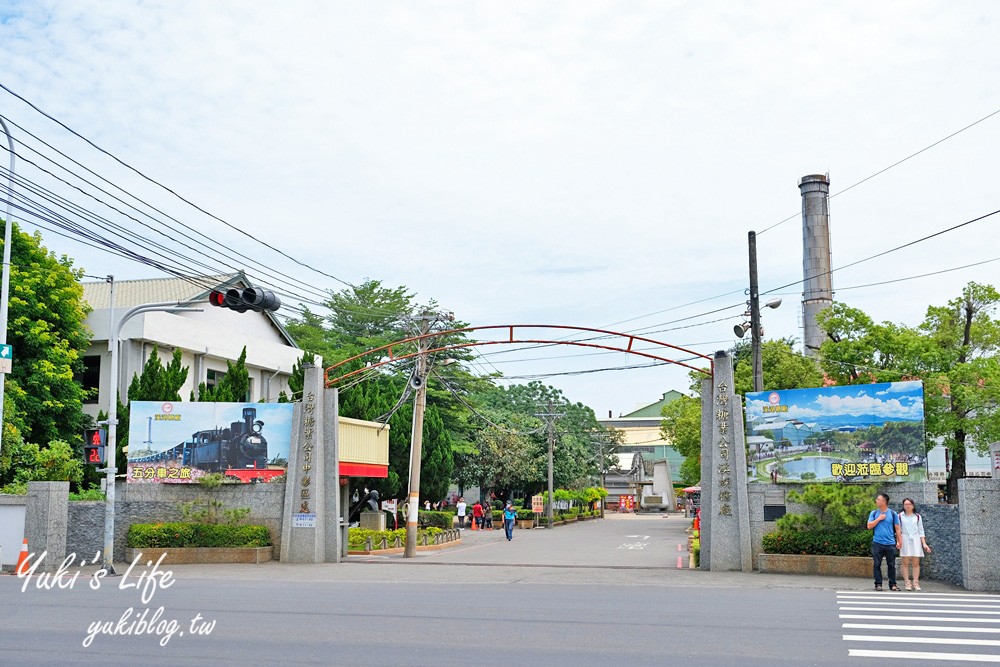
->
(677, 543), (682, 552)
(676, 555), (683, 569)
(844, 635), (1000, 647)
(625, 535), (650, 539)
(838, 597), (1000, 608)
(840, 614), (1000, 623)
(839, 607), (1000, 615)
(839, 602), (1000, 610)
(843, 623), (1000, 634)
(848, 649), (1000, 662)
(838, 591), (1000, 599)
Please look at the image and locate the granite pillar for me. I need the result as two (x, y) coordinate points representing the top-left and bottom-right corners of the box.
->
(700, 352), (753, 572)
(24, 481), (69, 572)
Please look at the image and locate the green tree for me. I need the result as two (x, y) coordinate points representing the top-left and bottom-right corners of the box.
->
(193, 347), (249, 402)
(420, 405), (454, 502)
(0, 437), (83, 492)
(733, 338), (824, 395)
(107, 346), (189, 470)
(1, 220), (91, 449)
(818, 283), (1000, 502)
(660, 394), (702, 486)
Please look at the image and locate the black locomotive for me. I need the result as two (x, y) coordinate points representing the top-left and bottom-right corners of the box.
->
(132, 407), (270, 472)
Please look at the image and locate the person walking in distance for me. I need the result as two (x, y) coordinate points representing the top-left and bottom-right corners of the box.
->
(456, 497), (467, 530)
(867, 492), (902, 591)
(899, 498), (932, 590)
(472, 500), (484, 530)
(503, 502), (517, 541)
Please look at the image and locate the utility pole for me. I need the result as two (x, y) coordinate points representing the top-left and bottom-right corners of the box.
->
(534, 400), (564, 529)
(0, 116), (16, 457)
(592, 438), (606, 519)
(748, 230), (763, 392)
(404, 314), (434, 558)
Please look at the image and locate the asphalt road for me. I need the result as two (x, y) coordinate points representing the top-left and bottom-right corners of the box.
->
(0, 515), (995, 666)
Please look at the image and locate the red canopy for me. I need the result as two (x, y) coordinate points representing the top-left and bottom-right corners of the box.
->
(682, 486), (701, 493)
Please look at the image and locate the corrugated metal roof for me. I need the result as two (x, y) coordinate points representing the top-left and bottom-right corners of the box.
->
(81, 273), (236, 309)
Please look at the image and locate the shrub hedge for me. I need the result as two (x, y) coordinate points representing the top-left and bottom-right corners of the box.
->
(762, 529), (871, 557)
(348, 527), (447, 550)
(418, 510), (453, 529)
(127, 522), (271, 548)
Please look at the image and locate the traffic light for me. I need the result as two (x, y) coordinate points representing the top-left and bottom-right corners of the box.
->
(83, 428), (106, 465)
(208, 287), (281, 313)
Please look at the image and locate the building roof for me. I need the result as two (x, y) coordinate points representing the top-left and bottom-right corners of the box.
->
(80, 272), (298, 347)
(620, 390), (685, 418)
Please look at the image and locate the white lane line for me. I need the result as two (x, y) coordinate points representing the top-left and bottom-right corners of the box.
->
(841, 614), (1000, 623)
(838, 591), (1000, 599)
(839, 607), (1000, 615)
(844, 635), (1000, 647)
(838, 602), (1000, 610)
(848, 648), (1000, 662)
(837, 595), (1000, 609)
(844, 623), (1000, 634)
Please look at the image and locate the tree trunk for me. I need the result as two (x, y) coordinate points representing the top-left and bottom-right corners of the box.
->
(946, 432), (966, 505)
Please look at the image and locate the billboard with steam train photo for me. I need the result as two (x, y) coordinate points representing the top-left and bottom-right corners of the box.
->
(126, 401), (294, 483)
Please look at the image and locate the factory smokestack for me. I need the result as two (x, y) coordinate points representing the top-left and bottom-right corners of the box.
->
(799, 174), (832, 356)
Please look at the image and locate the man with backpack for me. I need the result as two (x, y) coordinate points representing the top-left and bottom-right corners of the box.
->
(866, 492), (902, 591)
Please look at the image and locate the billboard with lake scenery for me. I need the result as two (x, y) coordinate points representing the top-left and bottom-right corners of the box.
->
(744, 381), (926, 483)
(126, 401), (293, 483)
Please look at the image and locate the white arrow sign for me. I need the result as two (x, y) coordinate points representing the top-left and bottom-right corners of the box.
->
(0, 346), (9, 358)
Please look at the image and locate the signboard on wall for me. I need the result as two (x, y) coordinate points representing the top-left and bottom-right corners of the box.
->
(126, 401), (293, 483)
(745, 381), (926, 483)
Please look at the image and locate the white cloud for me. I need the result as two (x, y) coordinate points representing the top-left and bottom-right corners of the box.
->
(0, 1), (997, 415)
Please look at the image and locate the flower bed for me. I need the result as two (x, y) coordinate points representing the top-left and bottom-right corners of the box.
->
(126, 521), (273, 565)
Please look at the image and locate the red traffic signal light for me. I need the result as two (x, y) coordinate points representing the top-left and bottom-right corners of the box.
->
(83, 428), (106, 465)
(207, 286), (281, 313)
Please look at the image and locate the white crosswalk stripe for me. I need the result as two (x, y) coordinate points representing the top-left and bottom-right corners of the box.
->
(837, 590), (1000, 663)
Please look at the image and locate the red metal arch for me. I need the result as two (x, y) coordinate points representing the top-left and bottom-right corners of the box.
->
(324, 324), (714, 385)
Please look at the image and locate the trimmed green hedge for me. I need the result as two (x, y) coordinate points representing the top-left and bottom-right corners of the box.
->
(127, 522), (271, 548)
(762, 529), (871, 557)
(418, 510), (453, 529)
(515, 509), (535, 521)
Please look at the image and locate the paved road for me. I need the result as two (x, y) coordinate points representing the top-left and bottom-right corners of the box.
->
(1, 515), (995, 666)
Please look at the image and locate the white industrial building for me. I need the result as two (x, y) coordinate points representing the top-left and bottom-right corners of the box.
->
(79, 272), (305, 418)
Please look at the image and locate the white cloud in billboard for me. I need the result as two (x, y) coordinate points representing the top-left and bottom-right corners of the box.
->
(876, 381), (922, 396)
(814, 393), (921, 419)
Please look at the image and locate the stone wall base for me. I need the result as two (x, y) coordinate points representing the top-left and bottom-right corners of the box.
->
(125, 546), (273, 565)
(758, 553), (901, 578)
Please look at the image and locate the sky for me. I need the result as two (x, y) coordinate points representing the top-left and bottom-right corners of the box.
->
(2, 1), (999, 417)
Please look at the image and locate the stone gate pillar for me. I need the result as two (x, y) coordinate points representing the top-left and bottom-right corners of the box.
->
(699, 351), (753, 572)
(280, 362), (340, 563)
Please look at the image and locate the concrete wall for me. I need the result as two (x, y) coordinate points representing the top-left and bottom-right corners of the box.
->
(67, 501), (105, 562)
(748, 481), (959, 583)
(959, 478), (1000, 592)
(67, 481), (287, 561)
(916, 504), (961, 586)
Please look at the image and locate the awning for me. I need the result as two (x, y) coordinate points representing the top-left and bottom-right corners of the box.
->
(682, 486), (701, 493)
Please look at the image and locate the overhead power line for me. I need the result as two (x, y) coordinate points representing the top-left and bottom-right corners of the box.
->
(757, 105), (1000, 235)
(0, 83), (355, 287)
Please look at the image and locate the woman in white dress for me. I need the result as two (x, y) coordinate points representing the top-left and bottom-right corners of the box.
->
(899, 498), (932, 590)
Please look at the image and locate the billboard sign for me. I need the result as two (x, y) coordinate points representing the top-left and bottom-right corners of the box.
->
(745, 381), (926, 483)
(126, 401), (294, 483)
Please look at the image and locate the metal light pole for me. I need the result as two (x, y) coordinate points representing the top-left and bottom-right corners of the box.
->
(592, 438), (606, 519)
(100, 298), (201, 573)
(0, 116), (16, 455)
(534, 400), (564, 528)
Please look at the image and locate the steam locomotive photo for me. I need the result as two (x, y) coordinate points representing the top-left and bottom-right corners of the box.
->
(131, 407), (270, 472)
